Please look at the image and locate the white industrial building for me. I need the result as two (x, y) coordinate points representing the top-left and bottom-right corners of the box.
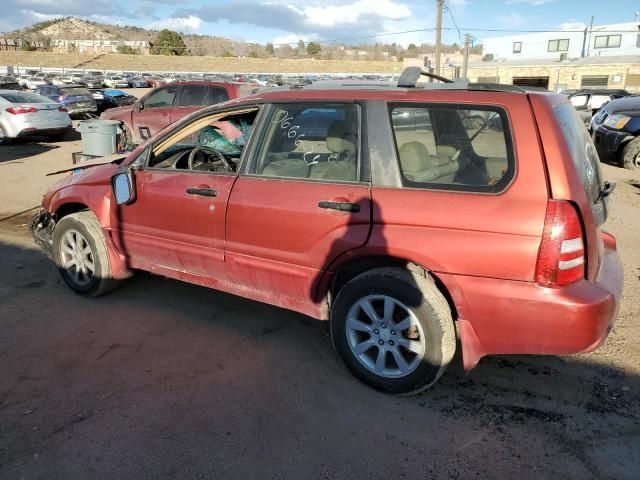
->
(482, 21), (640, 61)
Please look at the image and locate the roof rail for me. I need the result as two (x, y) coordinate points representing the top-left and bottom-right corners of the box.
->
(397, 66), (454, 87)
(468, 82), (527, 93)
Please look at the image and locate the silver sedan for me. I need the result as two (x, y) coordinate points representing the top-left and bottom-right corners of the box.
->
(0, 90), (73, 144)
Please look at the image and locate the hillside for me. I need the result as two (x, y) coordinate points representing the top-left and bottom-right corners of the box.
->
(0, 51), (398, 74)
(4, 17), (153, 42)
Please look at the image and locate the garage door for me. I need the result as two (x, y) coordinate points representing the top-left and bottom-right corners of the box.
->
(626, 74), (640, 93)
(580, 75), (609, 88)
(513, 77), (549, 89)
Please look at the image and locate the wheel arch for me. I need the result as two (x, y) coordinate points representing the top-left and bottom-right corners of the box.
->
(326, 255), (458, 322)
(53, 202), (91, 223)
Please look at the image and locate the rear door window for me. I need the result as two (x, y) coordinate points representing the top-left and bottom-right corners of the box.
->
(389, 104), (514, 192)
(176, 85), (210, 106)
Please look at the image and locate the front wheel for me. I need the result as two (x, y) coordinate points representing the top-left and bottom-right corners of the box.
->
(52, 211), (120, 297)
(622, 138), (640, 170)
(330, 267), (456, 395)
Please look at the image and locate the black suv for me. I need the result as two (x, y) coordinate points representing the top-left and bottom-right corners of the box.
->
(591, 95), (640, 170)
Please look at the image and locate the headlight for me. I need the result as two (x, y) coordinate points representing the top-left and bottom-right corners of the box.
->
(604, 114), (631, 130)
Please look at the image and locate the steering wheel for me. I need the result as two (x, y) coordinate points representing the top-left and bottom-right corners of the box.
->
(187, 146), (233, 172)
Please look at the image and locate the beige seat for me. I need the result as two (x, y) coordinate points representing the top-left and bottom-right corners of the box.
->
(309, 120), (357, 181)
(398, 141), (459, 184)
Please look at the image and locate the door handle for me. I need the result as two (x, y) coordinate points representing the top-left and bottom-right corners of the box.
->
(318, 201), (360, 213)
(186, 187), (217, 197)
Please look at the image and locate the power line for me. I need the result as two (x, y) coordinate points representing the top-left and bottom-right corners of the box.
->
(443, 1), (463, 43)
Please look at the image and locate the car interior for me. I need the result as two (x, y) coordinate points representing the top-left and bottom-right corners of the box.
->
(392, 107), (510, 188)
(254, 105), (360, 182)
(148, 109), (259, 173)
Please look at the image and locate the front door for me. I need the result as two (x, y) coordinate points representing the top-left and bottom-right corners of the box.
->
(133, 85), (178, 142)
(225, 103), (371, 303)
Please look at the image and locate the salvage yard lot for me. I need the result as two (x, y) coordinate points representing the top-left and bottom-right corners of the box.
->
(1, 125), (640, 478)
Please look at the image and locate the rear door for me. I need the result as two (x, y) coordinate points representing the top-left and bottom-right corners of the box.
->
(170, 85), (230, 123)
(225, 103), (371, 303)
(133, 85), (178, 142)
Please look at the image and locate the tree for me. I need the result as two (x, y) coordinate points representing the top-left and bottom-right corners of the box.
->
(407, 43), (418, 50)
(306, 42), (321, 57)
(116, 45), (140, 55)
(265, 43), (275, 56)
(151, 29), (188, 56)
(297, 39), (305, 57)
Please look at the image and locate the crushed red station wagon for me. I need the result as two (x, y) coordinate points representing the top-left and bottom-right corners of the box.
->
(31, 68), (624, 394)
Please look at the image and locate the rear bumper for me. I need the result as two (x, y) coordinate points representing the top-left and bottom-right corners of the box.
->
(17, 126), (73, 138)
(442, 233), (624, 370)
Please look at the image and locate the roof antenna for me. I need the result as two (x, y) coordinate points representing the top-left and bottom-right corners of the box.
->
(397, 66), (453, 88)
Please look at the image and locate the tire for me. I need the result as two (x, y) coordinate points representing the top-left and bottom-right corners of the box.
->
(52, 211), (120, 297)
(330, 267), (456, 395)
(622, 138), (640, 170)
(47, 132), (67, 142)
(0, 125), (12, 145)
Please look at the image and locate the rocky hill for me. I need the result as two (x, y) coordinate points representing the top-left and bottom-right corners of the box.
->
(4, 17), (154, 42)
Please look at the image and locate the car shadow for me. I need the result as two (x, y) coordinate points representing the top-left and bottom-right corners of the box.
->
(0, 141), (60, 163)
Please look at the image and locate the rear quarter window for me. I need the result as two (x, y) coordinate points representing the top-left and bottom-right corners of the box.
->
(553, 103), (603, 205)
(389, 104), (515, 193)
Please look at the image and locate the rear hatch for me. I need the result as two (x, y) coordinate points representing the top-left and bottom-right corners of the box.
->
(60, 87), (95, 108)
(548, 100), (608, 281)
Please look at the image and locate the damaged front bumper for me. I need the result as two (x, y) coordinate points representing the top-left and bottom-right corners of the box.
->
(30, 209), (56, 256)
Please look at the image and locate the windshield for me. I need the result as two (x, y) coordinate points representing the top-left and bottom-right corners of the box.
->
(61, 87), (91, 96)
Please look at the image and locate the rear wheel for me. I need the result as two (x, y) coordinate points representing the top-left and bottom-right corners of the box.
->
(0, 125), (12, 145)
(622, 138), (640, 170)
(52, 211), (120, 297)
(330, 267), (456, 394)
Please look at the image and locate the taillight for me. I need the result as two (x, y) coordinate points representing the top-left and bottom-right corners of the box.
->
(5, 106), (38, 115)
(58, 106), (68, 112)
(536, 200), (585, 287)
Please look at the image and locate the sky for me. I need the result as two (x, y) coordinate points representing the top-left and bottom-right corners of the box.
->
(1, 0), (639, 47)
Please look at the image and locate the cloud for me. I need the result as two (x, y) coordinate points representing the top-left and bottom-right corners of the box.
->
(495, 12), (526, 29)
(272, 33), (312, 45)
(557, 21), (587, 31)
(147, 15), (203, 32)
(177, 0), (413, 40)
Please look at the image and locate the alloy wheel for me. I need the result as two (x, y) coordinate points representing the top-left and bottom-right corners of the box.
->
(59, 229), (95, 287)
(346, 295), (426, 378)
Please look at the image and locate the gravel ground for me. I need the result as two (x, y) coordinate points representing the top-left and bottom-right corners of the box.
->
(0, 130), (639, 479)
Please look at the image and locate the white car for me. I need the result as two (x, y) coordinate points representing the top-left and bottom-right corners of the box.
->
(104, 76), (129, 88)
(24, 77), (48, 90)
(51, 77), (75, 86)
(0, 90), (72, 144)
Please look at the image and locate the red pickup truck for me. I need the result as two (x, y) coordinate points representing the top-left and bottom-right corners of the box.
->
(101, 81), (258, 145)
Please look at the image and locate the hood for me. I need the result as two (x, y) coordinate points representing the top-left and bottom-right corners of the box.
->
(604, 96), (640, 116)
(47, 152), (128, 176)
(101, 104), (135, 119)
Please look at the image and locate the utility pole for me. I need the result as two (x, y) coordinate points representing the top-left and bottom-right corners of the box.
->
(586, 15), (594, 58)
(462, 33), (470, 79)
(435, 0), (443, 75)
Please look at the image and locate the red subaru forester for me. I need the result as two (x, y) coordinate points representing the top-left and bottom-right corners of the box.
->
(32, 68), (624, 394)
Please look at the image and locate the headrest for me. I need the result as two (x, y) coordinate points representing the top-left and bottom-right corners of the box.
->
(326, 120), (356, 155)
(398, 142), (429, 171)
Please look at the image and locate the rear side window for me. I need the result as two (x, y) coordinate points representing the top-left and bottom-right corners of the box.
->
(209, 87), (230, 104)
(390, 104), (514, 192)
(177, 85), (210, 106)
(553, 103), (603, 205)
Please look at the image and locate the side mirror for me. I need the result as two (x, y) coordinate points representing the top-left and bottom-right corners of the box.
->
(137, 101), (144, 112)
(112, 171), (136, 205)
